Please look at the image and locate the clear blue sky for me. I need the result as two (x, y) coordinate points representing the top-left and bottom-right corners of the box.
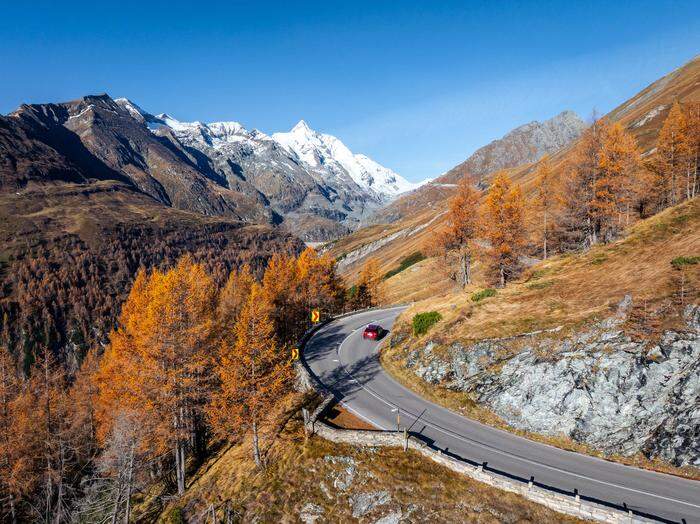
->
(1, 1), (698, 181)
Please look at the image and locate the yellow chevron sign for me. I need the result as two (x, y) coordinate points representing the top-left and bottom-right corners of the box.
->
(311, 309), (320, 323)
(291, 347), (299, 361)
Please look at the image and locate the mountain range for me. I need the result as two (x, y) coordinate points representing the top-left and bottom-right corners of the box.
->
(2, 94), (421, 242)
(115, 97), (421, 240)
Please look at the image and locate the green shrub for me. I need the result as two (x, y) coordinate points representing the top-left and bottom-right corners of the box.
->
(471, 288), (496, 302)
(590, 253), (608, 265)
(671, 255), (700, 269)
(165, 508), (185, 524)
(526, 280), (553, 290)
(384, 251), (427, 279)
(412, 311), (442, 336)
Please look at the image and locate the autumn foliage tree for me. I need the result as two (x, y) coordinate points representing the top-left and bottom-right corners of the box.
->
(352, 258), (384, 309)
(0, 345), (20, 523)
(596, 121), (640, 233)
(480, 172), (527, 287)
(208, 283), (292, 468)
(558, 118), (641, 248)
(534, 155), (555, 259)
(439, 178), (481, 287)
(683, 102), (699, 199)
(651, 101), (691, 209)
(96, 256), (218, 496)
(296, 247), (346, 322)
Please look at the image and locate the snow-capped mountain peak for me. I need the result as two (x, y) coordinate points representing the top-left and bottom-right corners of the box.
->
(272, 121), (421, 200)
(291, 119), (313, 134)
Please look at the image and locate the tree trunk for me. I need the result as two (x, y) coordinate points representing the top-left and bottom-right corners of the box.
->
(124, 442), (135, 524)
(53, 441), (64, 524)
(44, 352), (53, 524)
(499, 266), (505, 288)
(458, 251), (471, 288)
(464, 253), (471, 286)
(178, 442), (186, 495)
(110, 486), (122, 524)
(174, 440), (185, 496)
(543, 210), (548, 259)
(252, 419), (262, 468)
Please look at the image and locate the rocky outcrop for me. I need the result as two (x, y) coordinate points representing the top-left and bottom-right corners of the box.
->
(441, 111), (587, 186)
(403, 303), (700, 466)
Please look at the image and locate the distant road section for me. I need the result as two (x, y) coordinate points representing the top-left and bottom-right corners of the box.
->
(303, 306), (700, 523)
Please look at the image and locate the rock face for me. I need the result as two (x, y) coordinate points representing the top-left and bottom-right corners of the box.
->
(6, 95), (270, 222)
(441, 110), (587, 186)
(403, 304), (700, 466)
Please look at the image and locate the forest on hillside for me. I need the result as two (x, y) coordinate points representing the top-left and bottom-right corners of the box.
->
(430, 101), (699, 291)
(0, 243), (391, 522)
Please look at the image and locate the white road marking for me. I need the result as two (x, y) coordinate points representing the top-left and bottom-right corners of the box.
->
(321, 309), (700, 511)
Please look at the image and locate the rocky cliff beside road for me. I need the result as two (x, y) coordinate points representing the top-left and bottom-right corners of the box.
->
(399, 301), (700, 467)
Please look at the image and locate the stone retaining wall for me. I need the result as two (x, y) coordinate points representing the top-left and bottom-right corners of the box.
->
(297, 311), (655, 523)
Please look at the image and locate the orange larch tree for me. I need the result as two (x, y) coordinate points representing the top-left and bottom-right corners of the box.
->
(296, 247), (345, 325)
(208, 282), (291, 468)
(558, 118), (611, 248)
(480, 171), (527, 288)
(0, 345), (19, 523)
(685, 102), (700, 199)
(652, 101), (691, 208)
(441, 177), (480, 287)
(218, 265), (255, 343)
(596, 121), (640, 237)
(534, 155), (555, 259)
(96, 256), (218, 496)
(353, 258), (384, 309)
(261, 253), (301, 344)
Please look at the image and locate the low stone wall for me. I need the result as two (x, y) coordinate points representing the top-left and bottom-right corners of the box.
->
(297, 311), (655, 523)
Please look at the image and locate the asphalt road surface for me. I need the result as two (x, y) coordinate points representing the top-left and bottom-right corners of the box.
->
(303, 306), (700, 523)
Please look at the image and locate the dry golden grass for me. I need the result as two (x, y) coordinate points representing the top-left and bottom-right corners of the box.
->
(392, 197), (699, 342)
(378, 198), (700, 480)
(151, 414), (583, 523)
(383, 257), (456, 304)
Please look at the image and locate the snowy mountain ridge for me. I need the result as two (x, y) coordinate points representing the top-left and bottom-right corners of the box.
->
(273, 120), (420, 200)
(114, 97), (422, 240)
(115, 98), (420, 202)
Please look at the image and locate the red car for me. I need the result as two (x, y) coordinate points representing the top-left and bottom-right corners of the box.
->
(362, 324), (384, 340)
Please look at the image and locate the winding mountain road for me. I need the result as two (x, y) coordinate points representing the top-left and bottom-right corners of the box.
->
(303, 306), (700, 523)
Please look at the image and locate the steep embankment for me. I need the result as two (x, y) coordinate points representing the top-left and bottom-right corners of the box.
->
(146, 410), (581, 523)
(330, 54), (700, 288)
(382, 198), (700, 471)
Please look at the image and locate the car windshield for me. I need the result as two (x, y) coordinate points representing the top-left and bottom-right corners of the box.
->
(366, 324), (379, 330)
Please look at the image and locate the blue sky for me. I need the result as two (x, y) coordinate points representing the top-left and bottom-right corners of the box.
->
(1, 1), (698, 181)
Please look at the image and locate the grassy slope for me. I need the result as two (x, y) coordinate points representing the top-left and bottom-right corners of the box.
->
(149, 413), (582, 523)
(392, 197), (699, 342)
(380, 198), (700, 478)
(330, 55), (700, 285)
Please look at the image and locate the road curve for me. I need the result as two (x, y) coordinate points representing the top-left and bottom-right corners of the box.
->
(303, 306), (700, 523)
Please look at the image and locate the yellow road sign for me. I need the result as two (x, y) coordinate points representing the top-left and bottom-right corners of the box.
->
(291, 347), (299, 361)
(311, 309), (320, 323)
